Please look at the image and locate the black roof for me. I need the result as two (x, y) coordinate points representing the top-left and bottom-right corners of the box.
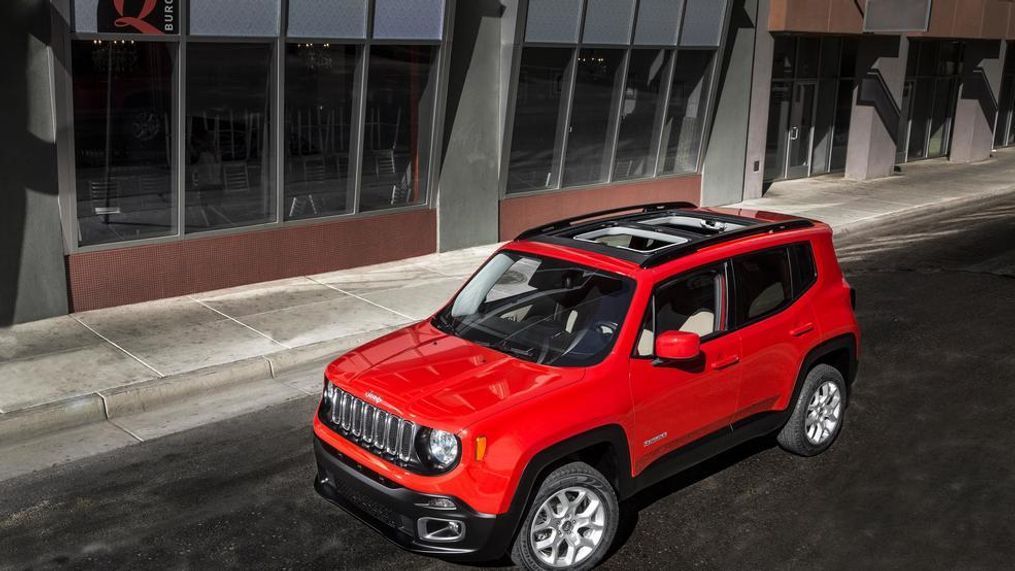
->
(516, 202), (813, 268)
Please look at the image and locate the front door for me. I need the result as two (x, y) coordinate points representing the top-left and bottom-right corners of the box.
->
(785, 81), (817, 179)
(628, 263), (742, 474)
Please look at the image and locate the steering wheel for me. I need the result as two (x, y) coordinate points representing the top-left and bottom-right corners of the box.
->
(590, 320), (618, 337)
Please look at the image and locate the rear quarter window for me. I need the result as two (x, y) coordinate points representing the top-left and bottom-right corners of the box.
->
(790, 243), (818, 297)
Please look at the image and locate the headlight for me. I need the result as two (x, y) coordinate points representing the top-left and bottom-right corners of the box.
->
(421, 428), (460, 471)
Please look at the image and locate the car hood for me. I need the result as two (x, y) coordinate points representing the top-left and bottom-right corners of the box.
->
(325, 321), (586, 430)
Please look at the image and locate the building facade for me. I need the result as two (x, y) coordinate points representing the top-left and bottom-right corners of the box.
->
(2, 0), (1013, 323)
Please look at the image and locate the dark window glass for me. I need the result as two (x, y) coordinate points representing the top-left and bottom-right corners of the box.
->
(185, 43), (274, 233)
(917, 42), (939, 76)
(790, 243), (817, 296)
(72, 40), (176, 246)
(937, 41), (962, 76)
(772, 37), (796, 80)
(820, 38), (841, 78)
(927, 77), (956, 157)
(764, 81), (791, 181)
(659, 50), (714, 175)
(359, 45), (437, 212)
(829, 79), (854, 171)
(796, 38), (820, 78)
(839, 39), (857, 78)
(613, 49), (670, 180)
(733, 248), (792, 324)
(907, 77), (933, 160)
(562, 49), (625, 187)
(636, 266), (723, 357)
(284, 44), (358, 220)
(507, 47), (572, 193)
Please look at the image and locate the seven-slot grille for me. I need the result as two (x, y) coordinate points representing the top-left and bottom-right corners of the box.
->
(323, 384), (416, 463)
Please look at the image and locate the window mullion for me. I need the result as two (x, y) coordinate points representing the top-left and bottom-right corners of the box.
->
(552, 47), (580, 190)
(604, 49), (632, 183)
(349, 44), (370, 214)
(652, 48), (678, 177)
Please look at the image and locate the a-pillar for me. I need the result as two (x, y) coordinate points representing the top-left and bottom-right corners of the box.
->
(950, 40), (1006, 163)
(845, 35), (910, 181)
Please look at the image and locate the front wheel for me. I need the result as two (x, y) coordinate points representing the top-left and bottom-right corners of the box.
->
(511, 462), (619, 570)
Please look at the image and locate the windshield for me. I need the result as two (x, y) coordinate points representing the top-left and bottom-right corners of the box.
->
(432, 251), (635, 367)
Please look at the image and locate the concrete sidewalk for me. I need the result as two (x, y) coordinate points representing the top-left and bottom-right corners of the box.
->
(3, 149), (1015, 472)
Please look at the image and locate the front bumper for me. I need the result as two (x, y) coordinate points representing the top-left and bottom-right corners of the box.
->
(312, 436), (517, 562)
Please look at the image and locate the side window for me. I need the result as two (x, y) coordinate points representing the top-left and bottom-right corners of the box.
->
(635, 266), (726, 357)
(790, 243), (817, 296)
(733, 248), (792, 325)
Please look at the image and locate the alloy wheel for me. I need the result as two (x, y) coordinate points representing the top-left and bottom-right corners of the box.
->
(529, 486), (607, 568)
(805, 381), (842, 445)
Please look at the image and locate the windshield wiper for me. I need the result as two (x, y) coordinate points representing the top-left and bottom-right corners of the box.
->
(432, 311), (457, 335)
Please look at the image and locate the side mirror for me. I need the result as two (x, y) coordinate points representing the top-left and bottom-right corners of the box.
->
(655, 330), (701, 361)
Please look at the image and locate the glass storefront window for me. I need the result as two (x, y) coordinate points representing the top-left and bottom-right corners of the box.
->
(613, 49), (670, 181)
(507, 47), (573, 193)
(185, 43), (274, 233)
(359, 45), (437, 213)
(772, 37), (795, 80)
(284, 44), (358, 220)
(796, 38), (820, 79)
(659, 50), (714, 176)
(562, 48), (625, 187)
(72, 40), (176, 246)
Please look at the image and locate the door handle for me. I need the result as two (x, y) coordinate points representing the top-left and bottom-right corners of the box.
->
(789, 126), (799, 141)
(790, 323), (815, 337)
(711, 355), (740, 370)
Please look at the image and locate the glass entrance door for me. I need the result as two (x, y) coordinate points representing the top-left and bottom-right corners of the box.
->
(896, 80), (915, 163)
(785, 81), (817, 179)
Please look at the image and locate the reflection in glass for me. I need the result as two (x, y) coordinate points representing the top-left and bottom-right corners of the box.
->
(796, 37), (820, 79)
(772, 37), (795, 80)
(563, 49), (625, 187)
(927, 77), (956, 158)
(829, 79), (854, 171)
(72, 41), (175, 246)
(507, 48), (572, 193)
(613, 50), (670, 181)
(359, 45), (437, 213)
(764, 82), (791, 181)
(185, 43), (274, 233)
(907, 78), (933, 160)
(660, 50), (714, 175)
(284, 44), (358, 220)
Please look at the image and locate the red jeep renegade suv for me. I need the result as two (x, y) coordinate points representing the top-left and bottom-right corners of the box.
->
(313, 202), (860, 570)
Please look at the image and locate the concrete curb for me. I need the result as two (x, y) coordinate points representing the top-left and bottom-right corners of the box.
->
(831, 187), (1015, 239)
(0, 325), (404, 447)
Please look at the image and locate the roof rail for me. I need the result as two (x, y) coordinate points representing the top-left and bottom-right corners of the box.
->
(640, 219), (814, 268)
(515, 202), (697, 240)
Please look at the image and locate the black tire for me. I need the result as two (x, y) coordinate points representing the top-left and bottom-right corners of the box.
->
(510, 462), (619, 571)
(777, 364), (848, 456)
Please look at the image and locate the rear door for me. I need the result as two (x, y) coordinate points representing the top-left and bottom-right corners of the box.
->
(731, 244), (819, 422)
(628, 262), (742, 473)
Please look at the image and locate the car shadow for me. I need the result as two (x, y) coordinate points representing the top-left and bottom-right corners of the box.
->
(605, 437), (777, 561)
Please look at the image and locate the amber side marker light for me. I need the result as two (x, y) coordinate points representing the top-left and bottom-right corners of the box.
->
(475, 436), (488, 461)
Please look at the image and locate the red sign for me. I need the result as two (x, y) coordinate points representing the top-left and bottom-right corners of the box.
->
(97, 0), (178, 35)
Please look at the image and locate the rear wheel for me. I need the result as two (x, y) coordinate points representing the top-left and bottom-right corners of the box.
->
(777, 364), (847, 456)
(511, 462), (619, 570)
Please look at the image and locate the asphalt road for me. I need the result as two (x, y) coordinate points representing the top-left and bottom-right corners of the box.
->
(2, 195), (1014, 570)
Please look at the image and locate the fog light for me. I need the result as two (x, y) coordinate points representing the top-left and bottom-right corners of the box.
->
(417, 517), (466, 542)
(416, 496), (457, 510)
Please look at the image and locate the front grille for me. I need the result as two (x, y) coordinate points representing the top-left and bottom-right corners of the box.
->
(322, 385), (417, 464)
